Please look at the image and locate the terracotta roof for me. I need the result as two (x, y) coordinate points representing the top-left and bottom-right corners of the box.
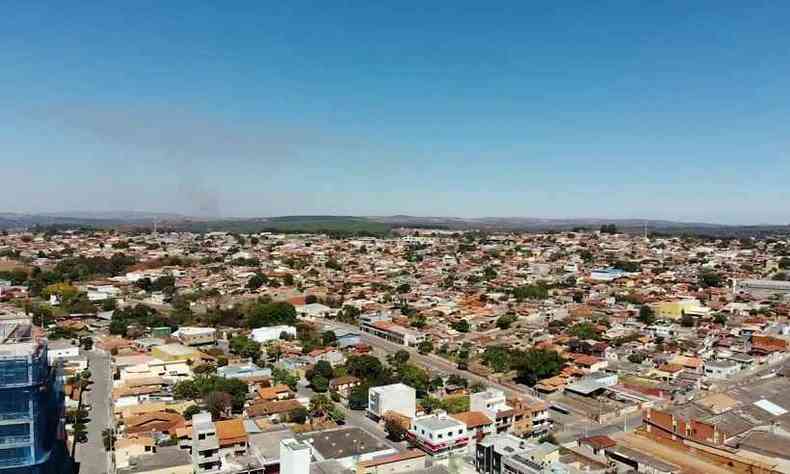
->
(215, 418), (248, 446)
(257, 384), (293, 401)
(358, 450), (425, 468)
(246, 399), (303, 417)
(581, 435), (617, 449)
(450, 411), (493, 428)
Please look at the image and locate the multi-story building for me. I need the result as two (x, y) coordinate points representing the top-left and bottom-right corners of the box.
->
(0, 317), (68, 474)
(367, 383), (416, 421)
(191, 412), (221, 474)
(408, 412), (469, 461)
(475, 434), (561, 474)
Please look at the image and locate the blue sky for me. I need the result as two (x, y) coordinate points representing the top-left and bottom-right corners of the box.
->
(1, 2), (788, 224)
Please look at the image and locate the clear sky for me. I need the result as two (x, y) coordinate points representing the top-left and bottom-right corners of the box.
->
(2, 2), (788, 224)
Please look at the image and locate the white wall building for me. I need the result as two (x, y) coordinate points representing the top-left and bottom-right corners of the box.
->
(280, 439), (311, 474)
(251, 325), (297, 344)
(704, 360), (741, 380)
(367, 383), (416, 421)
(409, 412), (469, 461)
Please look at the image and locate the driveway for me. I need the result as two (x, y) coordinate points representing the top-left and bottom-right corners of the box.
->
(74, 350), (113, 474)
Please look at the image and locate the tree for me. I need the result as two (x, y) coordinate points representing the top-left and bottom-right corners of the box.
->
(309, 394), (334, 419)
(272, 367), (299, 391)
(312, 375), (329, 393)
(512, 284), (549, 301)
(451, 320), (470, 333)
(392, 350), (410, 366)
(680, 313), (696, 327)
(567, 322), (598, 340)
(638, 305), (656, 325)
(321, 331), (337, 346)
(348, 384), (369, 410)
(482, 346), (511, 373)
(396, 283), (411, 294)
(496, 314), (518, 330)
(183, 405), (202, 420)
(328, 406), (346, 424)
(289, 406), (309, 424)
(229, 336), (262, 363)
(627, 353), (647, 364)
(699, 270), (723, 288)
(600, 224), (618, 234)
(713, 313), (728, 325)
(204, 391), (233, 420)
(512, 349), (565, 387)
(247, 273), (267, 290)
(417, 340), (434, 355)
(245, 301), (297, 328)
(384, 416), (408, 441)
(483, 266), (498, 281)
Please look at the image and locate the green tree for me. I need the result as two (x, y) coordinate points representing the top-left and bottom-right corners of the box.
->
(348, 384), (369, 410)
(183, 405), (202, 420)
(247, 273), (267, 290)
(512, 349), (565, 387)
(417, 340), (434, 355)
(638, 305), (656, 325)
(321, 331), (337, 346)
(680, 313), (696, 327)
(309, 394), (334, 419)
(229, 336), (262, 363)
(451, 320), (470, 333)
(496, 314), (518, 330)
(512, 284), (549, 301)
(482, 346), (511, 373)
(392, 350), (410, 366)
(312, 375), (329, 393)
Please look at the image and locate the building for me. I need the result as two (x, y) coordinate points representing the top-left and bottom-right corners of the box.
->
(251, 325), (297, 344)
(470, 389), (518, 434)
(367, 383), (416, 421)
(408, 412), (469, 461)
(280, 438), (311, 474)
(172, 327), (216, 346)
(735, 279), (790, 296)
(360, 320), (425, 347)
(475, 434), (561, 474)
(0, 317), (69, 474)
(703, 360), (741, 380)
(357, 450), (428, 474)
(150, 343), (201, 363)
(295, 427), (396, 468)
(191, 412), (221, 474)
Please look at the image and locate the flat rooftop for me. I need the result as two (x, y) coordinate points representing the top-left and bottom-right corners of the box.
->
(296, 427), (391, 460)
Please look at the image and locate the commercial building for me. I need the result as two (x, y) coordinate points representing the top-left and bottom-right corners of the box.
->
(367, 383), (416, 421)
(360, 319), (425, 347)
(0, 317), (68, 473)
(408, 413), (469, 460)
(475, 434), (560, 474)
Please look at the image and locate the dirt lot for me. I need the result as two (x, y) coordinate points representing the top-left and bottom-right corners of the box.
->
(613, 432), (735, 474)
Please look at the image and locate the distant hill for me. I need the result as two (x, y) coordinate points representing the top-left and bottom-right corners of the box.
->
(0, 212), (787, 237)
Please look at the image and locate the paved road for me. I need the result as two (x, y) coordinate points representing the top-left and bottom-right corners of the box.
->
(74, 350), (113, 474)
(296, 381), (406, 451)
(318, 320), (536, 400)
